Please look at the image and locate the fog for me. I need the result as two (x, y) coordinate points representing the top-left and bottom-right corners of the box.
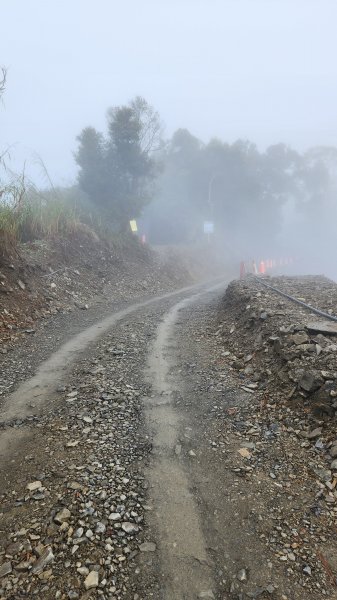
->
(1, 0), (337, 279)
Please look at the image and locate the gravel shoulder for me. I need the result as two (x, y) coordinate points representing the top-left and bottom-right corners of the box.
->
(174, 275), (337, 599)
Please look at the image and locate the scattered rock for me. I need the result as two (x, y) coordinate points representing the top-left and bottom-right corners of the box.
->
(26, 480), (42, 491)
(84, 570), (99, 590)
(299, 371), (323, 393)
(237, 568), (248, 582)
(121, 522), (138, 534)
(31, 546), (54, 574)
(54, 507), (71, 524)
(307, 427), (322, 439)
(307, 321), (337, 336)
(139, 542), (156, 552)
(0, 561), (12, 578)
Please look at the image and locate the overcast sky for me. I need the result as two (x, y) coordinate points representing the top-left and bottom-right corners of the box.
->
(1, 0), (337, 185)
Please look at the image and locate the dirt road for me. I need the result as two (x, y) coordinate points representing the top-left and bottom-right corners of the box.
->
(1, 278), (336, 599)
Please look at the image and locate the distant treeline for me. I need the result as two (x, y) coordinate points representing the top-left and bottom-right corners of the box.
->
(75, 97), (337, 252)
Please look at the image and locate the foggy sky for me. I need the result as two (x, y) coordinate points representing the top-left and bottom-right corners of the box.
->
(1, 0), (337, 185)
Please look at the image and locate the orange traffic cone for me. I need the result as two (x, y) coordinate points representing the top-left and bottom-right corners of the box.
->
(258, 260), (266, 274)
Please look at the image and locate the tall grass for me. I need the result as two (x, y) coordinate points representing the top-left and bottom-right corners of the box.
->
(0, 182), (87, 256)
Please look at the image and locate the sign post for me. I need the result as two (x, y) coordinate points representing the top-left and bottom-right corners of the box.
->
(129, 220), (138, 233)
(203, 221), (214, 243)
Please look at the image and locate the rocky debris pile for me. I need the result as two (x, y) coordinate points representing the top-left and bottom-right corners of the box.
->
(210, 275), (337, 596)
(0, 234), (192, 350)
(218, 276), (337, 418)
(0, 305), (161, 599)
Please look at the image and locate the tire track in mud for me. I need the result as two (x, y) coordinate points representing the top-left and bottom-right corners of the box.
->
(145, 283), (226, 600)
(0, 282), (220, 464)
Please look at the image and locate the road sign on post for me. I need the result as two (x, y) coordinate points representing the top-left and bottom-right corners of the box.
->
(129, 220), (138, 233)
(203, 221), (214, 243)
(203, 221), (214, 234)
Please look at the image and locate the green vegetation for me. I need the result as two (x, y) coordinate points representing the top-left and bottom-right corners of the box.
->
(2, 65), (337, 262)
(143, 131), (337, 254)
(75, 96), (162, 231)
(0, 184), (84, 256)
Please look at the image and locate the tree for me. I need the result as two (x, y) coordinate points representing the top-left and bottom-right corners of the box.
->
(75, 97), (162, 230)
(143, 129), (203, 244)
(0, 67), (6, 99)
(75, 127), (105, 201)
(0, 68), (8, 196)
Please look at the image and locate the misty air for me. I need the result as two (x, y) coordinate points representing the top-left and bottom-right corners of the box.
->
(1, 2), (337, 599)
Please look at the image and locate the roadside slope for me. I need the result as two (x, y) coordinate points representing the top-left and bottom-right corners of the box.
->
(0, 233), (192, 350)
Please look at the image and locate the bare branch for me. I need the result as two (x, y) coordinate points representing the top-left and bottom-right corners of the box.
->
(0, 67), (7, 99)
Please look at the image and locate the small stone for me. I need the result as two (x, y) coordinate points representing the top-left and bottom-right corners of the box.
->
(0, 561), (12, 578)
(307, 321), (337, 336)
(26, 481), (42, 492)
(121, 522), (138, 534)
(39, 569), (52, 581)
(330, 446), (337, 458)
(109, 513), (121, 521)
(139, 542), (156, 552)
(68, 481), (82, 490)
(238, 448), (251, 458)
(82, 416), (93, 423)
(292, 332), (309, 345)
(299, 371), (323, 393)
(331, 459), (337, 470)
(6, 541), (23, 556)
(303, 565), (312, 576)
(77, 566), (89, 576)
(54, 508), (71, 524)
(308, 427), (322, 439)
(15, 561), (30, 572)
(237, 568), (248, 582)
(198, 592), (215, 599)
(31, 546), (54, 574)
(95, 522), (106, 534)
(74, 527), (84, 538)
(84, 570), (99, 590)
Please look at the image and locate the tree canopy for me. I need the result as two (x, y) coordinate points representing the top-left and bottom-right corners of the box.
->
(75, 98), (337, 256)
(75, 96), (162, 230)
(143, 131), (337, 257)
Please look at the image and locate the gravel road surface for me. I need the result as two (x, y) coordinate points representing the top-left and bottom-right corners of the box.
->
(1, 276), (337, 600)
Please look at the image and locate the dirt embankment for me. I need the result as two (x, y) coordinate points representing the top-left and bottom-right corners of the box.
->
(218, 275), (337, 417)
(0, 234), (194, 350)
(212, 275), (337, 595)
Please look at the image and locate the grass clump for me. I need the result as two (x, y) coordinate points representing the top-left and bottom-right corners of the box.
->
(0, 183), (90, 257)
